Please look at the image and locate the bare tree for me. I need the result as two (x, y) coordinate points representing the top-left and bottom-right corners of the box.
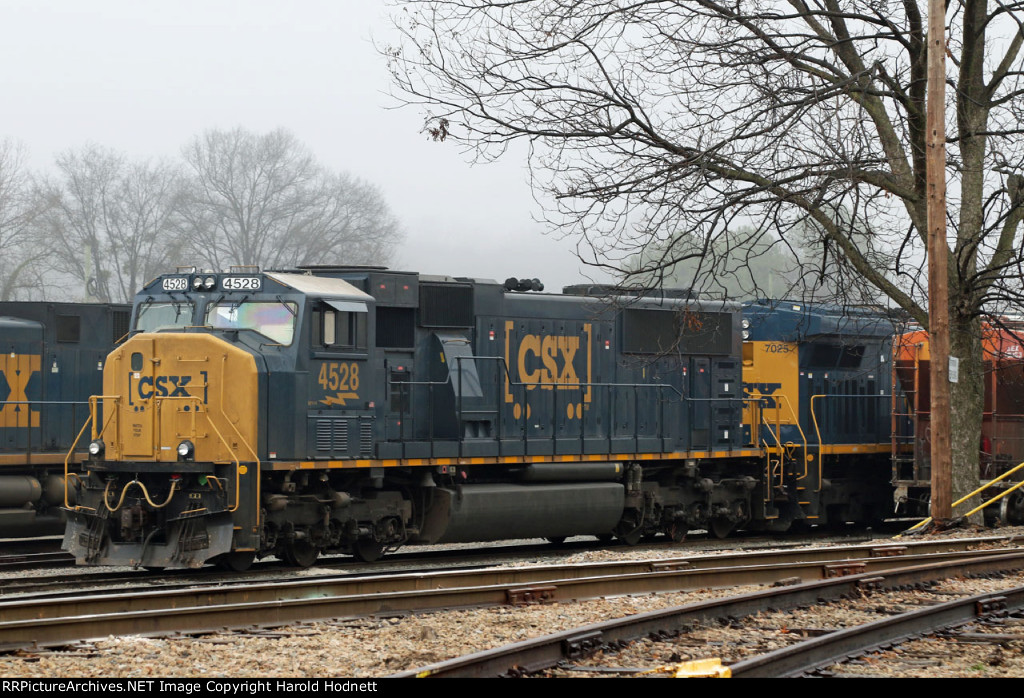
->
(386, 0), (1024, 516)
(0, 139), (52, 300)
(177, 127), (402, 270)
(40, 144), (183, 302)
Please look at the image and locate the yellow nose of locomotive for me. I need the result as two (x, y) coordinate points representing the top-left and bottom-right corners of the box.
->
(99, 333), (259, 463)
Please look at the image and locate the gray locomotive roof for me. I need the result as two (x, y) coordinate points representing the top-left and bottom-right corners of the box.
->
(265, 272), (373, 301)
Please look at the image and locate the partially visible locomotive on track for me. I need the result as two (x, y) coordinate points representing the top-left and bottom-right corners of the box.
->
(0, 302), (130, 537)
(63, 267), (901, 569)
(742, 300), (898, 530)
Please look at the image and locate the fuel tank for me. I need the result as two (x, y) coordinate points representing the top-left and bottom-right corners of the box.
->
(415, 482), (625, 544)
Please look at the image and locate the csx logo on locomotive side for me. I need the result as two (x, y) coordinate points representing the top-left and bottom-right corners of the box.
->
(517, 334), (582, 387)
(503, 322), (593, 420)
(128, 371), (208, 405)
(0, 354), (40, 427)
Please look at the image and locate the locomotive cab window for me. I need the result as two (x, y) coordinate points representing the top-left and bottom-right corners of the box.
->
(315, 300), (367, 350)
(135, 301), (194, 332)
(205, 300), (297, 345)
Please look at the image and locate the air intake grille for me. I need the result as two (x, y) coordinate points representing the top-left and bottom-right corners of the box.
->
(315, 418), (350, 453)
(419, 283), (473, 328)
(360, 421), (373, 456)
(112, 310), (131, 343)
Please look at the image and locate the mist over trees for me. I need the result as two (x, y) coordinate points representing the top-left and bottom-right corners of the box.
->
(633, 215), (882, 304)
(386, 0), (1024, 513)
(179, 128), (400, 271)
(0, 139), (50, 300)
(0, 128), (403, 303)
(38, 145), (183, 303)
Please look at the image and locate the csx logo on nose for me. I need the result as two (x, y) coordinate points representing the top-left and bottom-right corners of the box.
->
(136, 375), (195, 399)
(518, 335), (580, 387)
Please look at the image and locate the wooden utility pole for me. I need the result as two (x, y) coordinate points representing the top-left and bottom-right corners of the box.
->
(927, 0), (952, 524)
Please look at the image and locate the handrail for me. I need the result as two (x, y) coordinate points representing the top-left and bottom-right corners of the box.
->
(758, 393), (809, 480)
(152, 395), (245, 514)
(91, 395), (121, 443)
(215, 349), (261, 515)
(64, 395), (124, 511)
(758, 403), (786, 492)
(64, 413), (95, 510)
(0, 399), (91, 460)
(77, 390), (255, 516)
(903, 458), (1024, 533)
(387, 352), (693, 455)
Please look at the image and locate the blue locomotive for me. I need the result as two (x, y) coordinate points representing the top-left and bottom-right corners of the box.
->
(62, 267), (898, 569)
(0, 302), (130, 537)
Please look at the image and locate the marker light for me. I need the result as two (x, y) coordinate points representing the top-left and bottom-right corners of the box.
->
(88, 440), (104, 457)
(177, 440), (195, 460)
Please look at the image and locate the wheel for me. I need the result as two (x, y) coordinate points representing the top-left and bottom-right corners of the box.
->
(666, 521), (687, 543)
(218, 550), (255, 572)
(708, 517), (735, 539)
(283, 540), (320, 568)
(594, 534), (614, 543)
(546, 537), (566, 545)
(1000, 489), (1024, 525)
(352, 539), (385, 563)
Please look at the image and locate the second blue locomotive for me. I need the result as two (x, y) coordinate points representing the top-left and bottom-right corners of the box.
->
(0, 302), (129, 536)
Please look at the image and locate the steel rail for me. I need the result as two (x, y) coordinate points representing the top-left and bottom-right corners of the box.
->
(4, 534), (1017, 597)
(0, 542), (1019, 653)
(0, 551), (73, 573)
(4, 542), (1018, 613)
(729, 584), (1024, 677)
(391, 550), (1024, 677)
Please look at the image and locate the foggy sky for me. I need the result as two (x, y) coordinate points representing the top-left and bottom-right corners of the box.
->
(0, 0), (613, 291)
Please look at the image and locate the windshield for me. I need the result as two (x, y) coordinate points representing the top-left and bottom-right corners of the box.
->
(135, 302), (195, 332)
(205, 301), (297, 345)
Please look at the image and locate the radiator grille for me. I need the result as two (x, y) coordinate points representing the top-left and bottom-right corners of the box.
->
(315, 418), (349, 453)
(359, 421), (373, 456)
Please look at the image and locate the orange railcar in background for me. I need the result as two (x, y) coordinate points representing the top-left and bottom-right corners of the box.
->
(893, 322), (1024, 521)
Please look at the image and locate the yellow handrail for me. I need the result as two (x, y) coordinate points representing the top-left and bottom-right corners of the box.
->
(903, 458), (1024, 533)
(64, 394), (123, 510)
(73, 390), (259, 517)
(64, 414), (94, 509)
(759, 394), (809, 480)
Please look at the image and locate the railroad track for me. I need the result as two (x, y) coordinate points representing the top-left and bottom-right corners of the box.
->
(0, 535), (1019, 654)
(0, 533), (1013, 598)
(0, 537), (67, 572)
(0, 528), (883, 576)
(394, 549), (1024, 677)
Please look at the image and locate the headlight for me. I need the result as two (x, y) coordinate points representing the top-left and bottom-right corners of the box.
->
(192, 277), (203, 290)
(742, 330), (750, 340)
(203, 276), (216, 290)
(88, 440), (104, 457)
(741, 318), (750, 329)
(177, 440), (195, 460)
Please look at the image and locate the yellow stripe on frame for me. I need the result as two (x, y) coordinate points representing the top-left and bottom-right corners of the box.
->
(266, 449), (765, 471)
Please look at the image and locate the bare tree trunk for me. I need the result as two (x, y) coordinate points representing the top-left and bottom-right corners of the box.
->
(950, 315), (985, 523)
